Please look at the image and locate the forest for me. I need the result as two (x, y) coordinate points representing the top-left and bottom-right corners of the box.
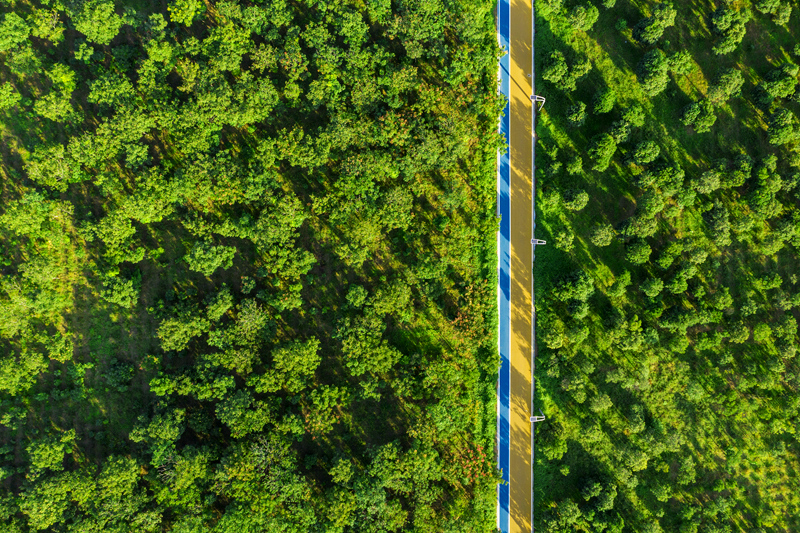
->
(534, 0), (800, 532)
(0, 0), (503, 530)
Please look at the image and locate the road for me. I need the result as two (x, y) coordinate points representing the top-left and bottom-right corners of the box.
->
(497, 0), (534, 530)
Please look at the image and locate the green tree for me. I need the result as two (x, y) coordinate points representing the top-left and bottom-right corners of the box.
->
(637, 49), (670, 97)
(588, 133), (617, 171)
(633, 2), (676, 45)
(185, 242), (237, 276)
(593, 88), (616, 114)
(72, 0), (124, 45)
(768, 109), (800, 145)
(590, 223), (616, 246)
(626, 239), (652, 264)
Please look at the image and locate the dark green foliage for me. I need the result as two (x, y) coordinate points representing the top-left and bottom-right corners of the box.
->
(710, 4), (751, 55)
(592, 88), (616, 114)
(632, 2), (676, 45)
(542, 50), (593, 92)
(637, 49), (670, 97)
(566, 101), (587, 127)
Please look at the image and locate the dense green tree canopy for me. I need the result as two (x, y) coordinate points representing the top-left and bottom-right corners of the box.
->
(0, 0), (502, 530)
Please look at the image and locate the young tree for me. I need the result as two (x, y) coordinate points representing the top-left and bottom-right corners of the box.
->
(768, 109), (800, 145)
(72, 0), (123, 45)
(588, 133), (617, 171)
(566, 101), (588, 127)
(710, 4), (751, 55)
(637, 49), (670, 97)
(590, 223), (616, 246)
(633, 2), (677, 45)
(592, 88), (616, 114)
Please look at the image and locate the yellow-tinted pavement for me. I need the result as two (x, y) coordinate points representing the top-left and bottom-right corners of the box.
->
(508, 0), (533, 531)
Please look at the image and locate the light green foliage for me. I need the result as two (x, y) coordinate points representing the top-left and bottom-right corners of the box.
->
(568, 3), (599, 32)
(0, 83), (21, 111)
(0, 13), (29, 52)
(27, 431), (76, 472)
(184, 242), (236, 277)
(168, 0), (205, 26)
(590, 223), (615, 246)
(28, 8), (64, 44)
(73, 0), (123, 45)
